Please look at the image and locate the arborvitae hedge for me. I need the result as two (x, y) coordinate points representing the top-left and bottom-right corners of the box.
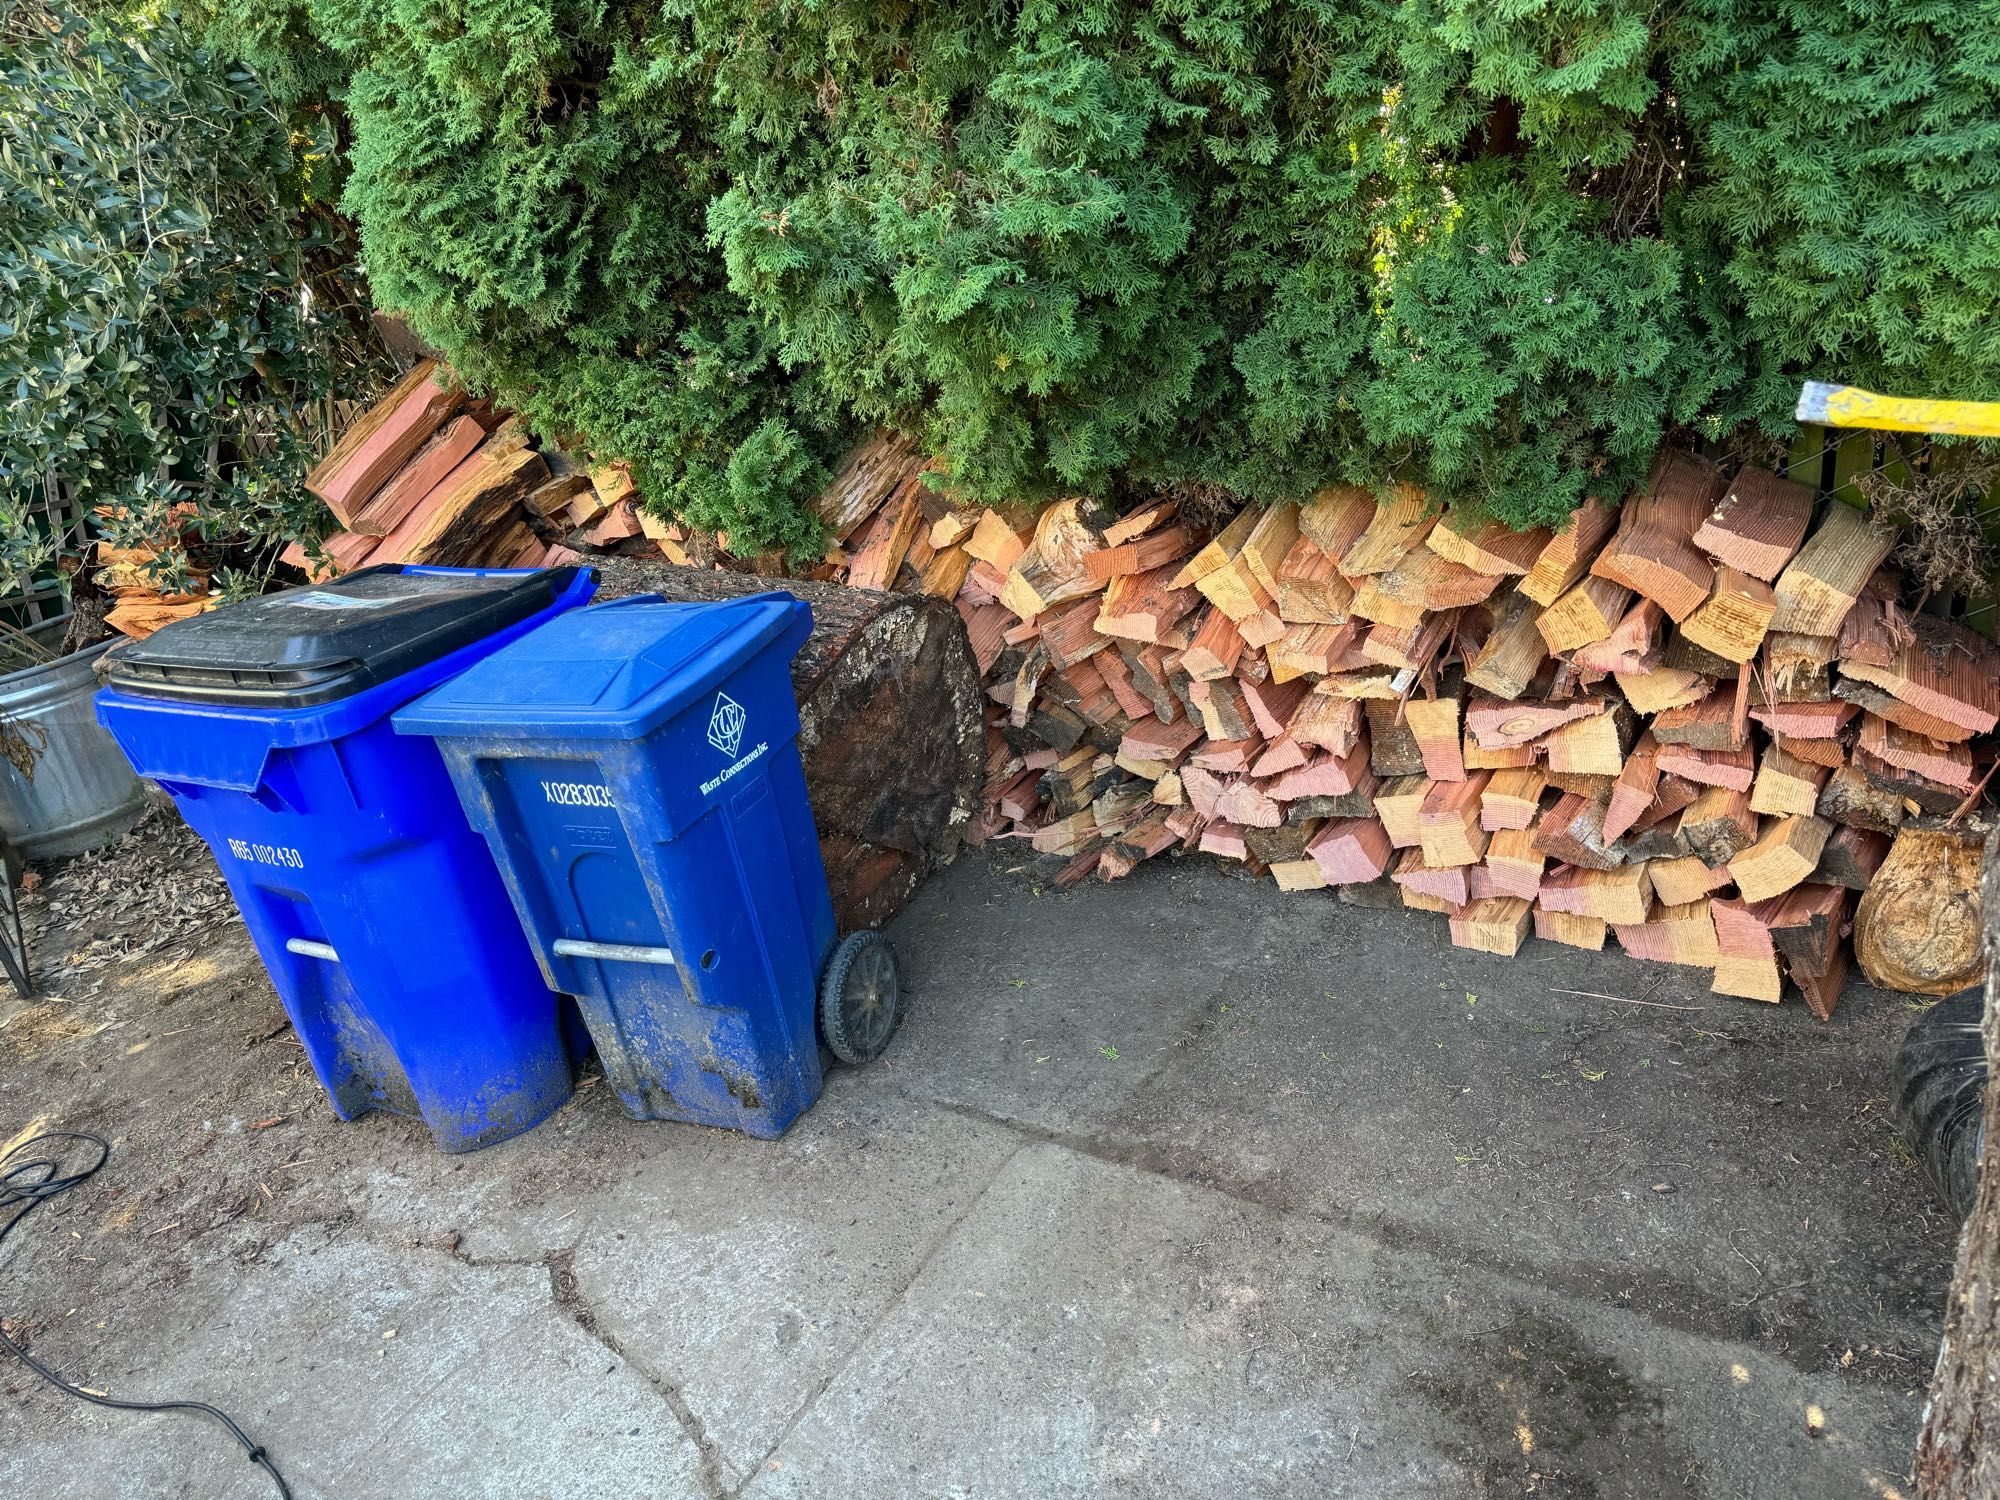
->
(205, 0), (2000, 553)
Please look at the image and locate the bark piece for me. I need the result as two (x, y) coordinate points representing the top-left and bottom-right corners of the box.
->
(1680, 786), (1757, 867)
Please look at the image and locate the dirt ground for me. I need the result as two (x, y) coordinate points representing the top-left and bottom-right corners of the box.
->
(0, 811), (1963, 1498)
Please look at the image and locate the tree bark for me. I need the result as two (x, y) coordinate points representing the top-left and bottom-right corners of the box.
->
(1917, 825), (2000, 1495)
(590, 558), (984, 931)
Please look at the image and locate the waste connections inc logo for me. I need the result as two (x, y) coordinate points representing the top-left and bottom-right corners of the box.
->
(706, 692), (747, 757)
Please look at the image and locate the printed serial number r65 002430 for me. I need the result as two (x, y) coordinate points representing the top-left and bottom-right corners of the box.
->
(226, 838), (304, 870)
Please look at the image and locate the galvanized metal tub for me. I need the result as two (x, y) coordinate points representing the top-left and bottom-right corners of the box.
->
(0, 639), (147, 858)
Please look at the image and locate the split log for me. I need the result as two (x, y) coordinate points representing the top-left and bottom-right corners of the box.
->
(307, 360), (465, 525)
(1749, 744), (1831, 818)
(1678, 567), (1776, 664)
(1615, 664), (1712, 716)
(1465, 589), (1549, 700)
(1274, 536), (1354, 625)
(1542, 862), (1651, 924)
(1481, 767), (1548, 831)
(1308, 818), (1394, 885)
(1096, 562), (1201, 643)
(965, 509), (1035, 573)
(1855, 745), (1963, 816)
(1466, 690), (1602, 749)
(1521, 497), (1618, 606)
(1691, 466), (1813, 581)
(848, 477), (928, 592)
(1810, 823), (1890, 890)
(1571, 599), (1663, 675)
(1854, 825), (1986, 995)
(1680, 786), (1757, 867)
(1297, 487), (1377, 563)
(1393, 846), (1471, 905)
(1543, 702), (1635, 778)
(383, 440), (547, 568)
(1649, 854), (1731, 907)
(1427, 510), (1548, 577)
(1858, 713), (1974, 791)
(1537, 576), (1630, 654)
(1418, 773), (1491, 867)
(593, 558), (983, 931)
(1405, 687), (1467, 782)
(1590, 455), (1723, 621)
(1338, 487), (1433, 576)
(1269, 621), (1360, 683)
(818, 433), (930, 542)
(1769, 502), (1895, 637)
(1728, 814), (1831, 902)
(1448, 897), (1533, 955)
(1816, 762), (1905, 834)
(1750, 699), (1858, 740)
(1365, 699), (1427, 776)
(1478, 826), (1545, 899)
(1838, 614), (2000, 740)
(1651, 689), (1744, 750)
(1535, 907), (1607, 950)
(1351, 549), (1499, 626)
(1532, 792), (1621, 871)
(1374, 775), (1429, 848)
(1616, 898), (1721, 967)
(1656, 743), (1755, 792)
(998, 499), (1107, 617)
(349, 413), (488, 536)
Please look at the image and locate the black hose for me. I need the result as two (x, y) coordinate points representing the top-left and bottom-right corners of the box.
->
(0, 1130), (294, 1499)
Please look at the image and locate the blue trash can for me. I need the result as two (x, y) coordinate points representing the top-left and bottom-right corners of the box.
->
(95, 564), (597, 1152)
(393, 591), (901, 1139)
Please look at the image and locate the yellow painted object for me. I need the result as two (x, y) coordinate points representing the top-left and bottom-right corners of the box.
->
(1797, 381), (2000, 438)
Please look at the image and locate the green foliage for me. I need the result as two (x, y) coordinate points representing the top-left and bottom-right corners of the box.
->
(202, 0), (2000, 545)
(0, 3), (377, 603)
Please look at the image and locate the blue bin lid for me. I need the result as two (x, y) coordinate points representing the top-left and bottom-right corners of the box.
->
(394, 592), (811, 743)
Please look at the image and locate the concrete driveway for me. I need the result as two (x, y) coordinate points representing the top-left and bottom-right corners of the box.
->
(0, 821), (1955, 1497)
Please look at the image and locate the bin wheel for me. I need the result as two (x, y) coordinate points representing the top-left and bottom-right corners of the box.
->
(1894, 986), (1987, 1220)
(820, 931), (901, 1065)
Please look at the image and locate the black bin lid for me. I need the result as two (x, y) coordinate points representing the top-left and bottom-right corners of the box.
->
(103, 564), (585, 709)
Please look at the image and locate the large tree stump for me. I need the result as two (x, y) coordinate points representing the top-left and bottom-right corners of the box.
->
(1918, 827), (2000, 1496)
(1856, 824), (1987, 995)
(591, 558), (983, 931)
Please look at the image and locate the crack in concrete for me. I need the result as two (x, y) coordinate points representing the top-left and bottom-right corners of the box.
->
(910, 1092), (1853, 1375)
(731, 1139), (1030, 1495)
(545, 1246), (731, 1500)
(338, 1226), (734, 1499)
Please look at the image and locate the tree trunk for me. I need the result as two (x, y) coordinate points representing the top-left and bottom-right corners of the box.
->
(590, 558), (984, 931)
(1917, 826), (2000, 1494)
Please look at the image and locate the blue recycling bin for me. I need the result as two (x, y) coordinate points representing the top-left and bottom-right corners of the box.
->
(394, 591), (899, 1138)
(95, 564), (597, 1152)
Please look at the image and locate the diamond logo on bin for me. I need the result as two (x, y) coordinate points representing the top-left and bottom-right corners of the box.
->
(706, 692), (747, 757)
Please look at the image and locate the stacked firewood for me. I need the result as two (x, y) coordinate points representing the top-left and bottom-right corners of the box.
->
(279, 359), (590, 579)
(806, 440), (1998, 1014)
